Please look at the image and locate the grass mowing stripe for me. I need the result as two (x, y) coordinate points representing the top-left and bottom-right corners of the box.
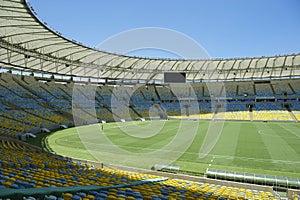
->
(277, 123), (300, 138)
(177, 121), (209, 162)
(105, 121), (180, 152)
(270, 124), (300, 155)
(255, 123), (299, 173)
(233, 122), (274, 170)
(261, 123), (299, 161)
(191, 122), (236, 167)
(208, 121), (241, 164)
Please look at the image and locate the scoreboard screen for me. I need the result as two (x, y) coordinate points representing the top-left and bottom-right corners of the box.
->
(164, 72), (186, 83)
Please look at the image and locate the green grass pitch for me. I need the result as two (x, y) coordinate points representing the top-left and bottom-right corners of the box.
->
(45, 120), (300, 178)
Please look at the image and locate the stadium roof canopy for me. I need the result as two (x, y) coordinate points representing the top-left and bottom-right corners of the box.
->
(0, 0), (300, 82)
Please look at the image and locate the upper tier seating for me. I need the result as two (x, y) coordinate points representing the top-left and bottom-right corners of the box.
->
(0, 73), (299, 138)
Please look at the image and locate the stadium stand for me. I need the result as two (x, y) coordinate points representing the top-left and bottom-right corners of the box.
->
(0, 73), (300, 139)
(0, 137), (280, 199)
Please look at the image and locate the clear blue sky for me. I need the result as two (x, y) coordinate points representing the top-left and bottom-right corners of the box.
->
(28, 0), (300, 59)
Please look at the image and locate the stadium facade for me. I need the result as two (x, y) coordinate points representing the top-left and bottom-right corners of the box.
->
(0, 0), (300, 199)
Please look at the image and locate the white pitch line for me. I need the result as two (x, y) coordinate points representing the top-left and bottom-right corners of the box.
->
(258, 130), (280, 138)
(278, 124), (300, 138)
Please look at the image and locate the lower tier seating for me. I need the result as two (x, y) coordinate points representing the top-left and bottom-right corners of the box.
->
(0, 137), (279, 199)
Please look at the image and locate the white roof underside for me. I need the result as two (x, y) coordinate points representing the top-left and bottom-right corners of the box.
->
(0, 0), (300, 82)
